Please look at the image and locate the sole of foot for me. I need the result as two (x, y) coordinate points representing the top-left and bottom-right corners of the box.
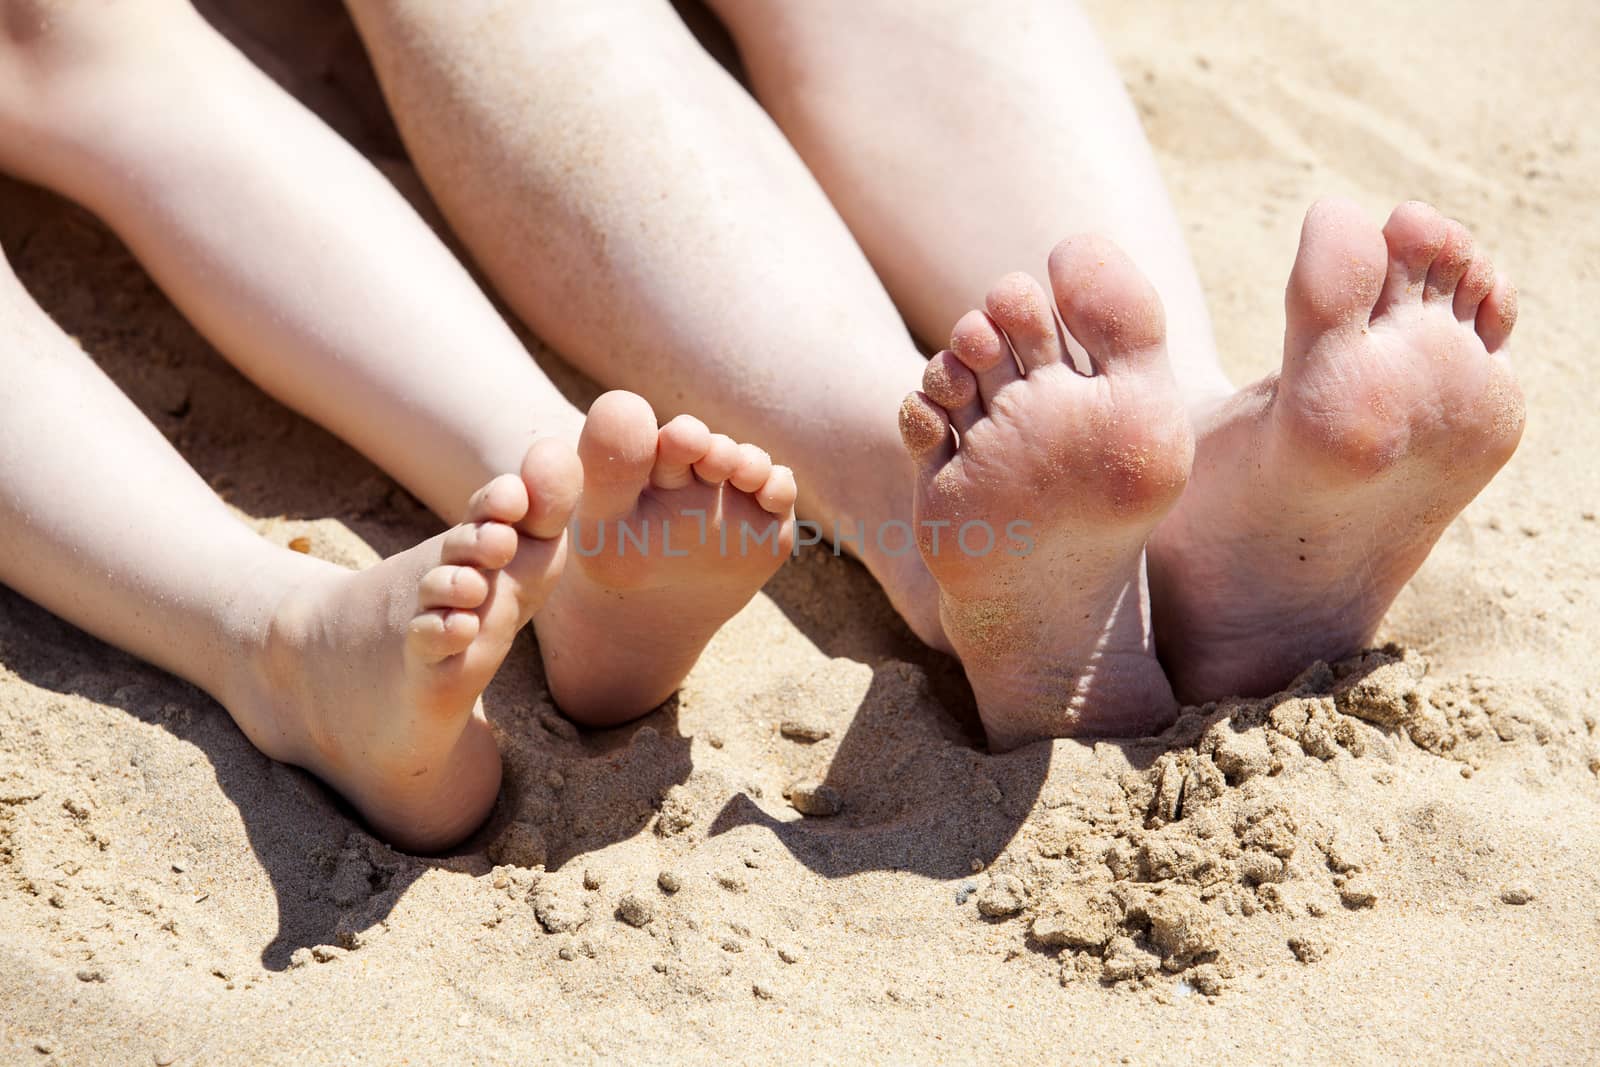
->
(245, 440), (581, 852)
(534, 391), (798, 727)
(1149, 198), (1524, 703)
(899, 236), (1194, 750)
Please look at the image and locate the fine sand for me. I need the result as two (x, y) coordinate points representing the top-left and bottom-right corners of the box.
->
(2, 1), (1597, 1062)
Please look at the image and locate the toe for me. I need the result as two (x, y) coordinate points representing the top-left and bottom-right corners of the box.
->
(693, 433), (742, 484)
(1375, 201), (1449, 312)
(1283, 197), (1386, 350)
(922, 351), (982, 435)
(497, 528), (569, 623)
(755, 465), (798, 515)
(520, 436), (583, 539)
(949, 309), (1020, 405)
(441, 521), (519, 569)
(985, 272), (1064, 373)
(899, 391), (954, 469)
(1453, 253), (1497, 322)
(1423, 220), (1475, 304)
(652, 414), (712, 490)
(419, 564), (491, 611)
(408, 608), (481, 660)
(1475, 273), (1518, 353)
(728, 443), (773, 494)
(576, 391), (658, 520)
(465, 473), (529, 526)
(1047, 234), (1166, 374)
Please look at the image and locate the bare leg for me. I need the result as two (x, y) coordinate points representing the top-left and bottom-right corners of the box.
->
(340, 0), (940, 642)
(0, 0), (581, 520)
(708, 0), (1232, 405)
(0, 248), (579, 850)
(0, 0), (787, 726)
(342, 0), (1188, 742)
(714, 1), (1523, 700)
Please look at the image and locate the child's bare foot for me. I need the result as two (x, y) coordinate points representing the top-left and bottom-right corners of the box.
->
(535, 391), (798, 726)
(241, 442), (581, 852)
(1149, 199), (1524, 702)
(899, 237), (1194, 749)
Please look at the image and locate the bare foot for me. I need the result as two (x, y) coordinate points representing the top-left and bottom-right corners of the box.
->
(899, 237), (1194, 749)
(535, 391), (798, 726)
(240, 441), (581, 852)
(1149, 199), (1524, 702)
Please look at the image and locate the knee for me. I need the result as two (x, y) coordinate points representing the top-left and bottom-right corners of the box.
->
(0, 0), (194, 180)
(0, 0), (190, 73)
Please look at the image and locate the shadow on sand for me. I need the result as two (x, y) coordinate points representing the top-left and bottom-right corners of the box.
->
(0, 0), (1184, 974)
(0, 172), (693, 969)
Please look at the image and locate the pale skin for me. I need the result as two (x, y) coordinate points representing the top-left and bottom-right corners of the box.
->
(0, 0), (797, 850)
(0, 0), (1521, 847)
(341, 0), (1519, 728)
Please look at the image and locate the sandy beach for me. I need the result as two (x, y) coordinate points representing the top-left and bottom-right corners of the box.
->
(1, 0), (1597, 1062)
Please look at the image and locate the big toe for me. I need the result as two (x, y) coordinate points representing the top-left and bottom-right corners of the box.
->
(1047, 233), (1167, 374)
(519, 437), (583, 539)
(1283, 197), (1387, 350)
(576, 390), (659, 518)
(454, 470), (571, 635)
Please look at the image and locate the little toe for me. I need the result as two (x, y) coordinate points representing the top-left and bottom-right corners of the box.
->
(1475, 274), (1518, 353)
(1453, 254), (1497, 323)
(949, 309), (1020, 404)
(755, 465), (798, 515)
(693, 433), (743, 485)
(1376, 201), (1449, 313)
(922, 351), (982, 434)
(1283, 197), (1386, 350)
(652, 414), (712, 490)
(1047, 233), (1167, 374)
(1423, 220), (1475, 304)
(520, 436), (583, 539)
(576, 391), (659, 519)
(728, 443), (773, 494)
(419, 564), (491, 611)
(408, 609), (481, 660)
(899, 391), (954, 470)
(441, 521), (519, 570)
(985, 272), (1064, 373)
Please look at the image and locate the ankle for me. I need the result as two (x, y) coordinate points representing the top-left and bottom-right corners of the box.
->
(210, 550), (347, 767)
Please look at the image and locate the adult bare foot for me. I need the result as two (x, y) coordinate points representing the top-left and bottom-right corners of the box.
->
(1149, 199), (1524, 702)
(240, 442), (581, 852)
(535, 391), (798, 726)
(899, 237), (1194, 749)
